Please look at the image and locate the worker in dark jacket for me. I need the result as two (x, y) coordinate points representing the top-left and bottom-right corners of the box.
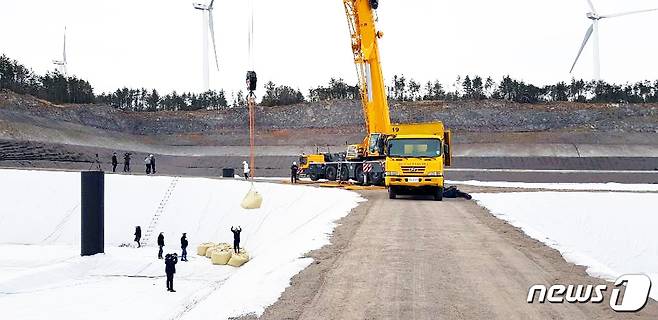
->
(134, 226), (142, 248)
(157, 232), (165, 259)
(165, 253), (178, 292)
(150, 154), (156, 174)
(123, 153), (131, 172)
(111, 153), (118, 172)
(231, 226), (242, 253)
(290, 161), (299, 184)
(180, 233), (188, 262)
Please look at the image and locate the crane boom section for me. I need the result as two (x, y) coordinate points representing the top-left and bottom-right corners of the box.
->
(343, 0), (391, 135)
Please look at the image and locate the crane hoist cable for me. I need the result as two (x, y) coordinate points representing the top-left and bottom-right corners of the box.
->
(241, 0), (262, 210)
(247, 0), (254, 70)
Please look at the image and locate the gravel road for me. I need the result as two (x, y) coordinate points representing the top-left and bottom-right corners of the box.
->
(254, 191), (658, 320)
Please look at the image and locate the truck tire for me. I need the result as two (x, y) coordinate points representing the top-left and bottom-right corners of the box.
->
(309, 172), (319, 181)
(340, 164), (349, 181)
(370, 172), (383, 186)
(388, 187), (396, 199)
(433, 187), (443, 201)
(355, 165), (365, 185)
(325, 166), (337, 181)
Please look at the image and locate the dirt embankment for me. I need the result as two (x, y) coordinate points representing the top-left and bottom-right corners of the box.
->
(2, 89), (658, 140)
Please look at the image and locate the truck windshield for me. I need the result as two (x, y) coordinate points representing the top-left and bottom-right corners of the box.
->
(387, 138), (442, 158)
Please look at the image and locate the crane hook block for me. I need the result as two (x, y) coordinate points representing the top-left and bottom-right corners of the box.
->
(246, 71), (258, 92)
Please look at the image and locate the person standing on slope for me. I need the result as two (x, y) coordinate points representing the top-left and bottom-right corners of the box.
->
(242, 161), (250, 179)
(157, 232), (165, 259)
(134, 226), (142, 248)
(150, 154), (157, 174)
(231, 226), (242, 254)
(164, 253), (178, 292)
(290, 161), (299, 184)
(144, 156), (152, 174)
(180, 233), (188, 262)
(123, 152), (131, 172)
(111, 153), (118, 172)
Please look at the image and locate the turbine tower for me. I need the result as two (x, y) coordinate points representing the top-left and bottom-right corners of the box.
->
(570, 0), (658, 81)
(52, 27), (68, 77)
(193, 0), (220, 92)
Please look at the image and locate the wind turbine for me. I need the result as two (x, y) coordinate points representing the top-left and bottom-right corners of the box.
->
(570, 0), (658, 81)
(193, 0), (220, 92)
(52, 27), (68, 77)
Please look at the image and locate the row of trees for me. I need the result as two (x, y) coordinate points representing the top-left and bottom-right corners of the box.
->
(96, 88), (234, 112)
(260, 81), (305, 107)
(0, 54), (94, 103)
(387, 75), (658, 104)
(308, 78), (360, 101)
(4, 54), (658, 109)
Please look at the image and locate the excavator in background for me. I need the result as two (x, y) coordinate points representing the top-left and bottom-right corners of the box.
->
(297, 0), (452, 200)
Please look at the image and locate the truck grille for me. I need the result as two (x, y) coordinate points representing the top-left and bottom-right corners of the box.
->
(401, 166), (426, 175)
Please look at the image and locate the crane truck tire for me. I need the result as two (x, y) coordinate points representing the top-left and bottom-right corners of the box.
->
(388, 187), (396, 199)
(433, 187), (444, 201)
(371, 172), (383, 186)
(325, 166), (337, 181)
(355, 165), (365, 185)
(340, 164), (349, 181)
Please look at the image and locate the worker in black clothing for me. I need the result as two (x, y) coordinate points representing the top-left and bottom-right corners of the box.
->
(165, 253), (178, 292)
(111, 153), (118, 172)
(123, 153), (131, 172)
(150, 154), (157, 174)
(290, 161), (299, 184)
(134, 226), (142, 248)
(157, 232), (165, 259)
(231, 226), (242, 253)
(180, 233), (188, 262)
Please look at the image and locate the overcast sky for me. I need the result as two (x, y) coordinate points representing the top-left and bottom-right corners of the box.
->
(1, 0), (657, 96)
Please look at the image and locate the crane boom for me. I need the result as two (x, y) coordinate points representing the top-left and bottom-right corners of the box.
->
(343, 0), (391, 136)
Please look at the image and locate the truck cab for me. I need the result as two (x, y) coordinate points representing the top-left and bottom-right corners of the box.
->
(385, 122), (451, 201)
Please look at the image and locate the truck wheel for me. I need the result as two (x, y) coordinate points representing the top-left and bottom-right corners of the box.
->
(340, 164), (349, 181)
(355, 165), (365, 185)
(371, 172), (383, 186)
(326, 166), (337, 181)
(433, 187), (443, 201)
(388, 187), (397, 199)
(309, 172), (319, 181)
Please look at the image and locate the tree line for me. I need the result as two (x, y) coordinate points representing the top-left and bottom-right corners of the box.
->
(3, 54), (658, 110)
(96, 88), (233, 112)
(387, 75), (658, 104)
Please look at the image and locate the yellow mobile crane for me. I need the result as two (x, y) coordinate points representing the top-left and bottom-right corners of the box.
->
(298, 0), (453, 200)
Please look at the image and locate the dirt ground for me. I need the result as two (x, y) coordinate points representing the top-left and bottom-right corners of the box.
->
(247, 191), (658, 320)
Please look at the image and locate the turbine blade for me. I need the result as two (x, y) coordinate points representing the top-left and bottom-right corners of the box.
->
(208, 0), (215, 10)
(600, 8), (658, 19)
(208, 10), (220, 71)
(570, 24), (594, 74)
(586, 0), (596, 13)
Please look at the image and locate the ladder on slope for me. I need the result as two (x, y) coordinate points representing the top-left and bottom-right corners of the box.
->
(142, 177), (180, 246)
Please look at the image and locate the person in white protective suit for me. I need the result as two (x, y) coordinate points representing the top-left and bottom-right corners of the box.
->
(242, 161), (250, 179)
